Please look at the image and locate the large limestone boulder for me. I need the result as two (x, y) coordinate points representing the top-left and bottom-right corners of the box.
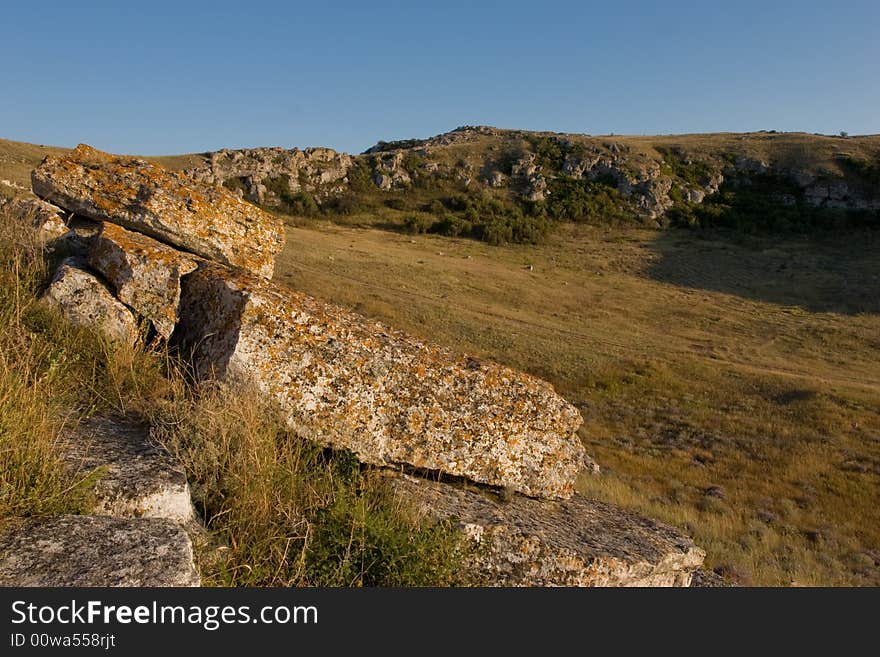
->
(176, 262), (586, 499)
(387, 473), (705, 586)
(42, 258), (139, 346)
(0, 515), (200, 586)
(89, 222), (199, 339)
(32, 144), (284, 278)
(64, 416), (195, 523)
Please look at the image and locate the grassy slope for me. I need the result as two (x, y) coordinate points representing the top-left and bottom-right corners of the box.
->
(3, 135), (878, 585)
(0, 200), (464, 586)
(270, 221), (880, 585)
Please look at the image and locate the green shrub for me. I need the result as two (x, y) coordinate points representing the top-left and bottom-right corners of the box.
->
(403, 214), (435, 234)
(657, 147), (714, 186)
(668, 174), (880, 232)
(431, 213), (473, 238)
(284, 191), (319, 217)
(384, 197), (408, 211)
(546, 176), (634, 224)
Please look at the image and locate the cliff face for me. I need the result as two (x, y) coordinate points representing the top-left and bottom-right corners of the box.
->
(183, 127), (880, 232)
(187, 146), (354, 205)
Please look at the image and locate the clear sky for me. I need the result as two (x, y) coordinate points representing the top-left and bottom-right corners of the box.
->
(3, 1), (877, 155)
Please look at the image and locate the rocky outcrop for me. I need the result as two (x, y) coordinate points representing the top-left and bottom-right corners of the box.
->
(64, 416), (195, 523)
(511, 154), (547, 201)
(388, 473), (704, 586)
(42, 258), (139, 346)
(181, 127), (880, 230)
(372, 152), (412, 190)
(32, 144), (283, 278)
(7, 139), (712, 587)
(185, 146), (354, 204)
(0, 516), (199, 586)
(175, 262), (586, 499)
(90, 222), (200, 339)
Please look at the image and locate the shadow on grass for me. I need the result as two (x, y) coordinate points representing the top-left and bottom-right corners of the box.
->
(645, 228), (880, 315)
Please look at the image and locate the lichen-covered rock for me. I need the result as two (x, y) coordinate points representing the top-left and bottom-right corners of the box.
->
(64, 416), (194, 523)
(176, 262), (586, 499)
(0, 515), (200, 586)
(42, 258), (139, 346)
(32, 144), (284, 278)
(387, 473), (705, 586)
(89, 222), (199, 339)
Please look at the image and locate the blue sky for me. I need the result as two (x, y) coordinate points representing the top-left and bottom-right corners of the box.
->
(2, 1), (877, 154)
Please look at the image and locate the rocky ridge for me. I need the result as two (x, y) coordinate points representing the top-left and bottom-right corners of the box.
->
(184, 126), (880, 226)
(0, 145), (706, 586)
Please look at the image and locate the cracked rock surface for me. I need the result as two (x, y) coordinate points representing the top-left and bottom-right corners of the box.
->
(175, 262), (586, 499)
(90, 222), (199, 339)
(387, 472), (705, 586)
(63, 416), (195, 523)
(41, 257), (139, 346)
(0, 515), (200, 587)
(32, 144), (283, 278)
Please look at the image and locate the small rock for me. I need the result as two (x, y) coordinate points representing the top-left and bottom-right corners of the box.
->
(89, 222), (199, 339)
(42, 258), (139, 346)
(1, 196), (68, 242)
(64, 416), (195, 523)
(704, 485), (726, 500)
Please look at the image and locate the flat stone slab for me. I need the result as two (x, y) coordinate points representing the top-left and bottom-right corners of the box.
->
(176, 262), (586, 499)
(32, 144), (284, 278)
(89, 222), (199, 339)
(0, 515), (200, 587)
(64, 416), (194, 523)
(42, 257), (139, 346)
(387, 473), (705, 586)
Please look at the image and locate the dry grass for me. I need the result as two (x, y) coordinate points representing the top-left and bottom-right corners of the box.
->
(271, 219), (880, 586)
(2, 135), (878, 585)
(0, 205), (104, 520)
(149, 383), (465, 586)
(0, 201), (464, 587)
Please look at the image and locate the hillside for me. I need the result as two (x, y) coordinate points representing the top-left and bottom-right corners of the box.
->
(180, 127), (880, 241)
(7, 128), (879, 240)
(1, 132), (879, 585)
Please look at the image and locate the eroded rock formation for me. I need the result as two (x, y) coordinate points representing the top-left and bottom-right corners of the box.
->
(0, 516), (199, 587)
(175, 262), (586, 499)
(90, 222), (199, 339)
(63, 416), (195, 523)
(32, 144), (284, 278)
(387, 473), (705, 586)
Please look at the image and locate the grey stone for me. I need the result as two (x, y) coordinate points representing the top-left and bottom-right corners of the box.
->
(89, 222), (199, 339)
(0, 515), (200, 587)
(41, 258), (139, 346)
(387, 472), (705, 586)
(32, 144), (284, 278)
(64, 416), (194, 523)
(175, 262), (586, 499)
